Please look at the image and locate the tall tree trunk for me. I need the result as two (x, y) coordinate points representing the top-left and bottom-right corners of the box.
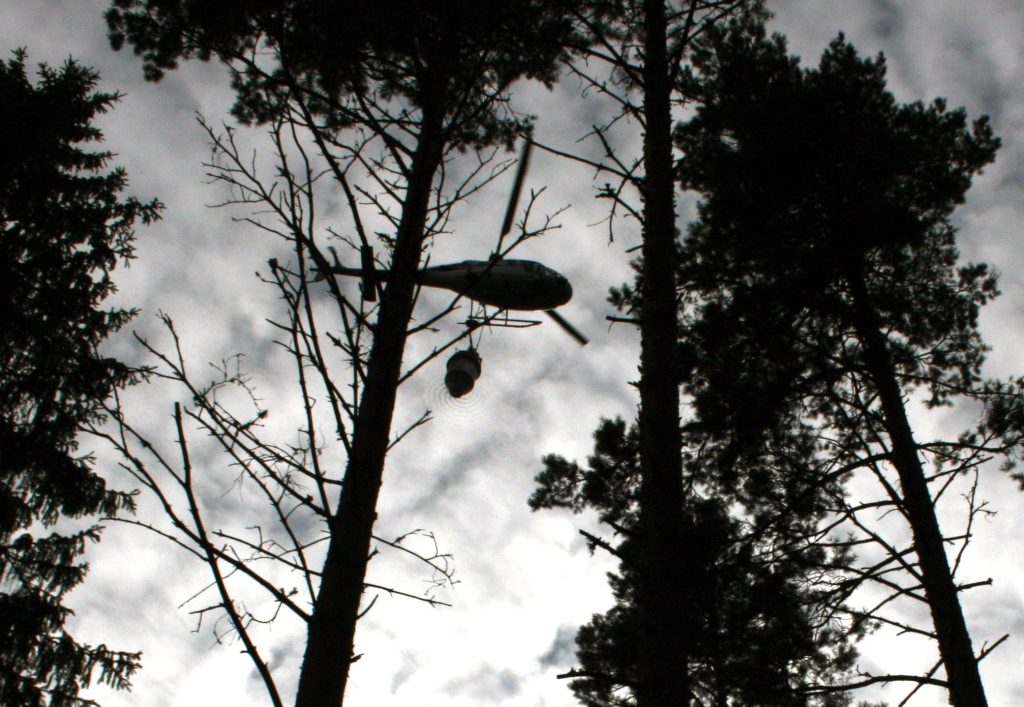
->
(847, 269), (987, 707)
(636, 1), (690, 705)
(294, 107), (445, 707)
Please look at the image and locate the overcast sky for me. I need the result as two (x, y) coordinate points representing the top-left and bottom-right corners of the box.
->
(3, 1), (1023, 706)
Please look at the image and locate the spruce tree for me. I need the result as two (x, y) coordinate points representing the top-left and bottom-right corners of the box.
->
(0, 50), (160, 706)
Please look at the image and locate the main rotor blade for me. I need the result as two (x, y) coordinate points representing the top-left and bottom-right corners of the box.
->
(499, 138), (533, 239)
(360, 245), (380, 302)
(546, 309), (588, 346)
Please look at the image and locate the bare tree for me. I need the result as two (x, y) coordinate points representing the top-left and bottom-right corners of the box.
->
(102, 3), (579, 705)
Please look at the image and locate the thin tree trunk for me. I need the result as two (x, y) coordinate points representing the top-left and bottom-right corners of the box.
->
(293, 107), (444, 707)
(847, 269), (987, 707)
(636, 0), (690, 704)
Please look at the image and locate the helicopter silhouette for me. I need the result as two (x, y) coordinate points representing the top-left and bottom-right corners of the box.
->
(317, 139), (587, 345)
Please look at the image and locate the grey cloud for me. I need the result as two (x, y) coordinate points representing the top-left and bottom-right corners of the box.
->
(539, 624), (577, 668)
(390, 651), (421, 694)
(868, 0), (905, 41)
(443, 664), (523, 702)
(4, 1), (1023, 705)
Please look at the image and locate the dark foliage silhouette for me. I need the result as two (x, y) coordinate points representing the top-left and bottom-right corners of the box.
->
(531, 5), (863, 706)
(538, 3), (763, 703)
(532, 417), (862, 706)
(533, 13), (1016, 706)
(0, 50), (160, 706)
(675, 20), (1009, 706)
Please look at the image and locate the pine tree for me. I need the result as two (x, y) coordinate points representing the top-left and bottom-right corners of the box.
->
(675, 22), (1001, 706)
(544, 2), (762, 702)
(533, 15), (1011, 705)
(0, 50), (161, 706)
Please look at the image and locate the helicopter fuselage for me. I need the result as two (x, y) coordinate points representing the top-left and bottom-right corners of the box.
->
(329, 258), (573, 311)
(419, 259), (572, 310)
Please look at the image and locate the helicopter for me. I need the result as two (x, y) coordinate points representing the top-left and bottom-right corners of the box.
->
(316, 138), (588, 346)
